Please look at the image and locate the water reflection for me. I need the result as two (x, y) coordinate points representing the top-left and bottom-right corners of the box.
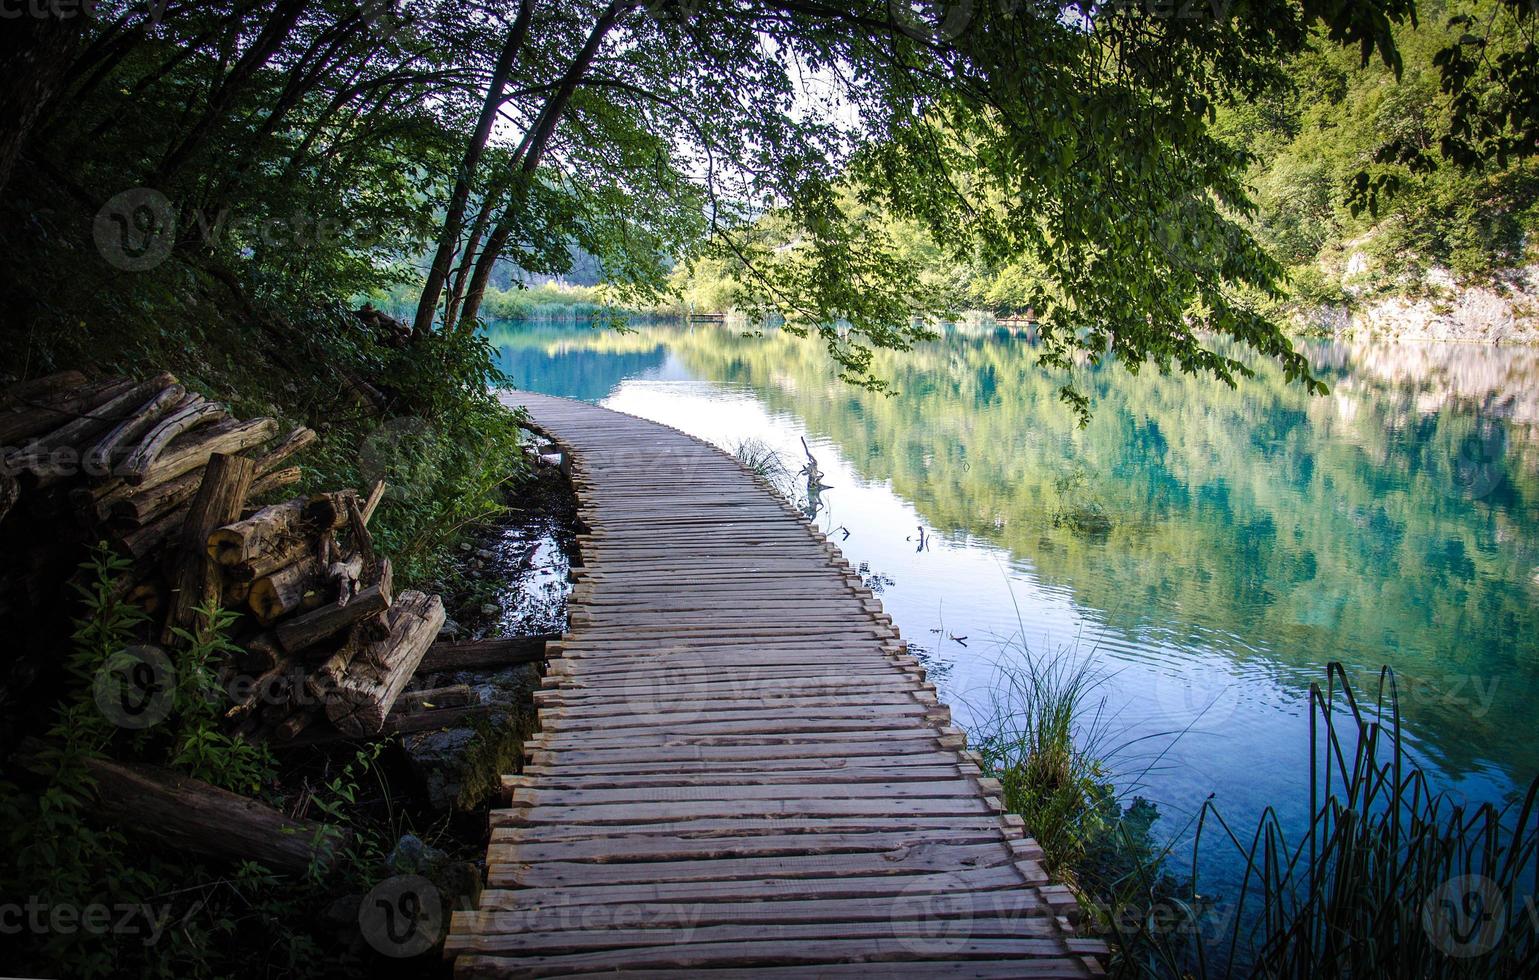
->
(490, 317), (1539, 885)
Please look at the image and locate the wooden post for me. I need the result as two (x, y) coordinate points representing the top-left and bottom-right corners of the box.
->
(162, 453), (256, 644)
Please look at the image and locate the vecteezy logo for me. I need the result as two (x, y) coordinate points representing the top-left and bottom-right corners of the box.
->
(356, 0), (396, 29)
(93, 188), (176, 272)
(92, 645), (176, 729)
(640, 0), (704, 25)
(1150, 661), (1241, 730)
(1422, 874), (1506, 958)
(890, 871), (975, 953)
(889, 0), (976, 42)
(1453, 421), (1507, 500)
(359, 875), (444, 958)
(358, 416), (437, 504)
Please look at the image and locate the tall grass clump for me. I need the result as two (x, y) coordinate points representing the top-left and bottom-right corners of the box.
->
(732, 438), (800, 504)
(1158, 664), (1539, 978)
(967, 643), (1185, 937)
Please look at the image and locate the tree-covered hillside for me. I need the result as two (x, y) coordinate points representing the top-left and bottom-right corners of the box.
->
(1217, 0), (1539, 305)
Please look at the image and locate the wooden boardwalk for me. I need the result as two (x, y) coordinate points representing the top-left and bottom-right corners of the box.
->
(446, 392), (1103, 977)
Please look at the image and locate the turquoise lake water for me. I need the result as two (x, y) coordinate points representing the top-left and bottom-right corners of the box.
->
(488, 317), (1539, 903)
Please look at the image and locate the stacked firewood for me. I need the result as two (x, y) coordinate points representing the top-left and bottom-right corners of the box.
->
(0, 370), (445, 742)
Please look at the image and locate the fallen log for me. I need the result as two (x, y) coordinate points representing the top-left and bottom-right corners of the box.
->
(326, 590), (445, 736)
(227, 534), (318, 583)
(163, 453), (257, 643)
(77, 754), (351, 876)
(417, 633), (558, 673)
(275, 558), (392, 654)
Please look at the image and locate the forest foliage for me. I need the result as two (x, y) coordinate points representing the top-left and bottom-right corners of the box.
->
(5, 0), (1534, 420)
(674, 0), (1539, 323)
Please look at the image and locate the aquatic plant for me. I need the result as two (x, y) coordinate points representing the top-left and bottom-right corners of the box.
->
(1120, 665), (1539, 978)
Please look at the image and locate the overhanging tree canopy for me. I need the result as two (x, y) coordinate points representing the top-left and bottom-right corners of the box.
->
(5, 0), (1534, 412)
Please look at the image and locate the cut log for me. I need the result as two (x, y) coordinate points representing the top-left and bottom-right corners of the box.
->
(248, 464), (301, 499)
(84, 380), (185, 474)
(75, 754), (350, 875)
(226, 535), (317, 583)
(207, 488), (348, 568)
(125, 577), (166, 616)
(109, 465), (203, 526)
(248, 556), (326, 625)
(326, 590), (445, 736)
(275, 559), (392, 654)
(0, 377), (133, 445)
(10, 373), (175, 465)
(114, 394), (223, 481)
(326, 552), (364, 606)
(162, 453), (257, 644)
(111, 506), (183, 559)
(0, 369), (87, 409)
(207, 498), (307, 567)
(303, 490), (358, 533)
(132, 416), (276, 489)
(417, 634), (559, 673)
(253, 426), (315, 472)
(234, 631), (283, 675)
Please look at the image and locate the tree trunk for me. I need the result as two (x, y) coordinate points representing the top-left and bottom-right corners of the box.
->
(417, 634), (558, 673)
(457, 1), (635, 329)
(412, 0), (535, 339)
(248, 555), (326, 625)
(0, 13), (80, 197)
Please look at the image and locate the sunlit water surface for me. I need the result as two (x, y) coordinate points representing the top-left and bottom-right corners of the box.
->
(489, 318), (1539, 898)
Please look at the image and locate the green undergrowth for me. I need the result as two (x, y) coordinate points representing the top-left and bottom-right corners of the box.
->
(0, 549), (447, 979)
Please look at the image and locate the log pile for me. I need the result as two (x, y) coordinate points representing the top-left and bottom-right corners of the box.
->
(0, 370), (446, 742)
